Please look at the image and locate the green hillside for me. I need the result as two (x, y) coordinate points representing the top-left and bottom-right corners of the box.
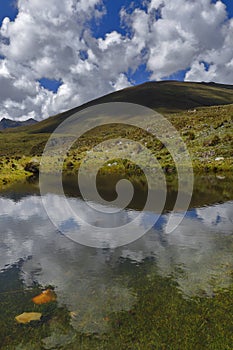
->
(0, 81), (233, 188)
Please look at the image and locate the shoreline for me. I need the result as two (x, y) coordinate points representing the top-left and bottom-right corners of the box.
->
(0, 159), (232, 194)
(1, 103), (232, 190)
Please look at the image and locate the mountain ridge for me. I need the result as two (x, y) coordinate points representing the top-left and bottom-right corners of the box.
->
(9, 80), (233, 134)
(0, 118), (37, 131)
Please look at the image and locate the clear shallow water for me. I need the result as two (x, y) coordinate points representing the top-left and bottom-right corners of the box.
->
(0, 179), (233, 349)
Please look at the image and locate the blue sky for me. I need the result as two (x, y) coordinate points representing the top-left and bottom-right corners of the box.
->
(0, 0), (18, 25)
(222, 0), (233, 17)
(0, 0), (233, 120)
(1, 0), (232, 93)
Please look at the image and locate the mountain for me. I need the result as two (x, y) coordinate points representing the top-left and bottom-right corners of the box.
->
(11, 80), (233, 134)
(0, 118), (37, 131)
(0, 80), (233, 188)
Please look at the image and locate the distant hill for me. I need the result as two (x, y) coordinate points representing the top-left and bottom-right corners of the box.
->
(0, 118), (37, 131)
(10, 80), (233, 134)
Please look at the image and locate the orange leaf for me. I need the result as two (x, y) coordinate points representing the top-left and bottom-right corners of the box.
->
(32, 289), (56, 305)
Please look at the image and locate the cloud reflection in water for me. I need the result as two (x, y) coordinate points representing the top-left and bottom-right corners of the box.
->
(0, 194), (232, 332)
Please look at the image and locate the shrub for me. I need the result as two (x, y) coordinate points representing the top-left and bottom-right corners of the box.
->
(183, 131), (195, 140)
(203, 135), (220, 147)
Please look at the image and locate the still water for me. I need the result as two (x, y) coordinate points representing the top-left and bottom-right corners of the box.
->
(0, 176), (233, 349)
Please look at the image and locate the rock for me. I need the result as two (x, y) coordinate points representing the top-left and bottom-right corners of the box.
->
(215, 157), (224, 161)
(216, 175), (225, 180)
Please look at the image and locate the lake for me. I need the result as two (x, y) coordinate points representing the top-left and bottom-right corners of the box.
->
(0, 175), (232, 349)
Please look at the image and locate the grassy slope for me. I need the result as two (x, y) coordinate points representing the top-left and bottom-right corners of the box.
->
(0, 81), (233, 188)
